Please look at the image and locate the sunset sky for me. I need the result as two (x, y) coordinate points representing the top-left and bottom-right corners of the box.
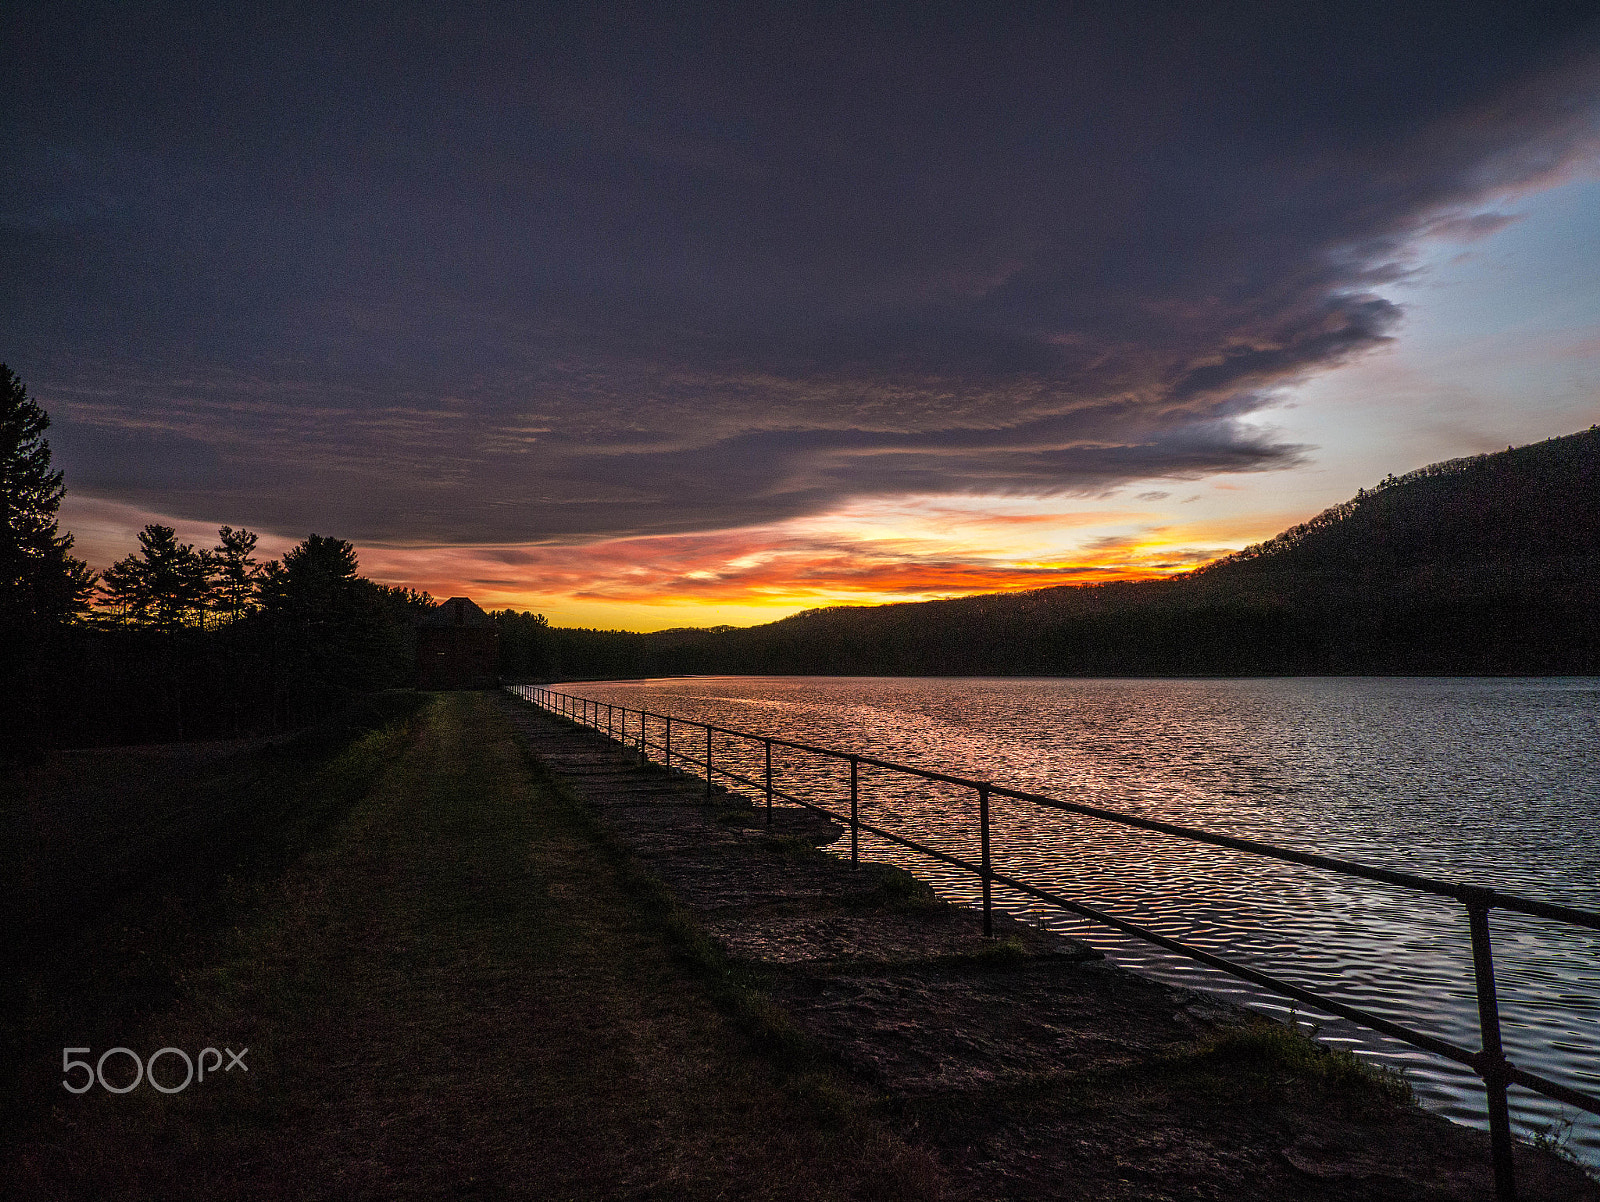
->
(6, 3), (1600, 629)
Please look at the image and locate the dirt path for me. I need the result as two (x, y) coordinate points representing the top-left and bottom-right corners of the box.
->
(6, 693), (937, 1200)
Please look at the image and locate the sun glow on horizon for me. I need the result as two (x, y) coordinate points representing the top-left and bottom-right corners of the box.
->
(62, 487), (1304, 631)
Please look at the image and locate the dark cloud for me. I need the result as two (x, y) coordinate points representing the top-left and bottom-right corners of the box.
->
(4, 2), (1598, 543)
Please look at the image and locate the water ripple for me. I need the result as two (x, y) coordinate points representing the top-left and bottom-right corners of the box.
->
(559, 675), (1600, 1165)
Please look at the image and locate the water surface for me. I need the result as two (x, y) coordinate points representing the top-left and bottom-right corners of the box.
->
(546, 676), (1600, 1164)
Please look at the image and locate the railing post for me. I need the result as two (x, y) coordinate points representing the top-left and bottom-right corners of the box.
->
(979, 783), (993, 938)
(608, 703), (614, 740)
(705, 726), (713, 798)
(850, 756), (859, 867)
(638, 712), (645, 761)
(665, 714), (672, 768)
(1465, 893), (1516, 1202)
(765, 739), (773, 828)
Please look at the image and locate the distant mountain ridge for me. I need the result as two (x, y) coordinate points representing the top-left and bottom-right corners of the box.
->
(498, 427), (1600, 678)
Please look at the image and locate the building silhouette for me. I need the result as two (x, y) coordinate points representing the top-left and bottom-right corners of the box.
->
(415, 596), (499, 689)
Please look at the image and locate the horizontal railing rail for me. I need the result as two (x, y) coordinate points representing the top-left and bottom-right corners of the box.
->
(510, 684), (1600, 1201)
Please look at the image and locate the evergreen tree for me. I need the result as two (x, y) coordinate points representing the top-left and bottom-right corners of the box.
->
(260, 534), (392, 707)
(98, 554), (150, 624)
(0, 364), (95, 627)
(262, 533), (361, 616)
(98, 524), (211, 628)
(212, 525), (263, 621)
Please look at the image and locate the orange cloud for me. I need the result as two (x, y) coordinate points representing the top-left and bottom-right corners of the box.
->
(63, 492), (1283, 632)
(354, 521), (1240, 628)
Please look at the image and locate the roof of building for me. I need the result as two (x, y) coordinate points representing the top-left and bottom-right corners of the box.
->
(418, 596), (497, 629)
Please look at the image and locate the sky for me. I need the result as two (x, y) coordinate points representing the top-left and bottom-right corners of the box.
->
(5, 2), (1599, 630)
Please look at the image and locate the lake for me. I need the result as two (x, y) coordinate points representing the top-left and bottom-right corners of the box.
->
(543, 675), (1600, 1164)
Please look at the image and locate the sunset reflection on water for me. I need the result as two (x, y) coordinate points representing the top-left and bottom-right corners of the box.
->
(553, 675), (1600, 1164)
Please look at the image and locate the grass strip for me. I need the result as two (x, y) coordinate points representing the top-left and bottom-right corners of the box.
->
(4, 692), (945, 1201)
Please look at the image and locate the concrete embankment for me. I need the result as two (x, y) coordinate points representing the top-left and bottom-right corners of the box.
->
(504, 693), (1599, 1202)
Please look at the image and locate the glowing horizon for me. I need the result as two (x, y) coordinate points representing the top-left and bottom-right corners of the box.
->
(61, 480), (1320, 630)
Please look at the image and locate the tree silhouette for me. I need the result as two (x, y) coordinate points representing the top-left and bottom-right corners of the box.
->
(0, 365), (95, 628)
(98, 524), (211, 628)
(257, 534), (425, 711)
(212, 525), (263, 621)
(1, 365), (97, 761)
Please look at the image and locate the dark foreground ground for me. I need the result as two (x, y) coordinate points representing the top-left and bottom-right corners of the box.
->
(2, 691), (1594, 1200)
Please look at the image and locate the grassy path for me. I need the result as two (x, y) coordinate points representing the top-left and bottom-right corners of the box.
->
(6, 693), (937, 1200)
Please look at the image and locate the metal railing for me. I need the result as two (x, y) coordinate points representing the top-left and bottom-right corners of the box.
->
(511, 684), (1600, 1201)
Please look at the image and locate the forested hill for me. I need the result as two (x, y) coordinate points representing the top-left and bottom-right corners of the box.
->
(498, 427), (1600, 679)
(1196, 426), (1600, 585)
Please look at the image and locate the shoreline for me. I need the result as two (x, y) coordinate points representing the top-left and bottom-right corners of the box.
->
(504, 694), (1599, 1199)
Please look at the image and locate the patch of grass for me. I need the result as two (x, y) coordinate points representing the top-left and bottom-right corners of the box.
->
(872, 865), (938, 908)
(0, 693), (430, 1137)
(926, 935), (1033, 970)
(760, 834), (830, 860)
(1532, 1112), (1598, 1180)
(6, 692), (950, 1201)
(1184, 1019), (1414, 1110)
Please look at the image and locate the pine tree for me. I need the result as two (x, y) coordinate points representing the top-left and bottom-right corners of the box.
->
(99, 524), (211, 628)
(0, 364), (95, 628)
(212, 525), (263, 621)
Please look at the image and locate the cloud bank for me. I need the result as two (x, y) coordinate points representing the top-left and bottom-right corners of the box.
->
(5, 2), (1598, 546)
